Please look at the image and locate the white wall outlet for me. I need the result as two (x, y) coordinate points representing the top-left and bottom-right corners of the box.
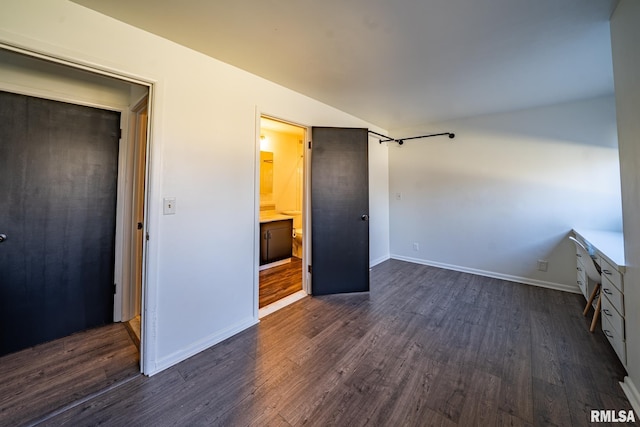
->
(163, 197), (176, 215)
(413, 242), (419, 251)
(537, 259), (548, 272)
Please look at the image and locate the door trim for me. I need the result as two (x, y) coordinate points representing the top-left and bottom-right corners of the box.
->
(0, 42), (153, 87)
(254, 109), (311, 318)
(119, 95), (148, 324)
(0, 43), (155, 374)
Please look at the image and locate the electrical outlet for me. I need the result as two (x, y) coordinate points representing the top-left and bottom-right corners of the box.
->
(413, 242), (419, 251)
(537, 259), (548, 272)
(395, 192), (402, 200)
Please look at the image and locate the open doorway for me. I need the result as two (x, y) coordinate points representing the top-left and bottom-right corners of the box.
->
(121, 95), (149, 348)
(0, 47), (151, 365)
(258, 116), (308, 316)
(0, 45), (152, 423)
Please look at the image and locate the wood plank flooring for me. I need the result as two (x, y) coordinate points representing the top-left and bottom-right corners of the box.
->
(0, 323), (140, 427)
(10, 260), (637, 426)
(259, 257), (303, 308)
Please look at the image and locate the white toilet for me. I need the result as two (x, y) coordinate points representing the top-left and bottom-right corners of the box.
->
(281, 210), (302, 258)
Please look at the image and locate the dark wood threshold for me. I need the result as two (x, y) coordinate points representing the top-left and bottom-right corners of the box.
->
(28, 374), (140, 426)
(0, 322), (140, 426)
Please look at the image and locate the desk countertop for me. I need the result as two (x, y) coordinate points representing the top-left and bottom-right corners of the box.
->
(573, 228), (625, 267)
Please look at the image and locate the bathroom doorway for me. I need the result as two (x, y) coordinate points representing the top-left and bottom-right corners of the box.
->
(258, 116), (308, 315)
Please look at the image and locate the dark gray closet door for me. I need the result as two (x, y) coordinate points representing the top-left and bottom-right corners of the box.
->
(311, 127), (369, 295)
(0, 91), (120, 356)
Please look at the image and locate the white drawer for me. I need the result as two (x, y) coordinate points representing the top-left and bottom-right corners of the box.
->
(602, 315), (626, 365)
(601, 275), (624, 316)
(575, 250), (590, 266)
(577, 277), (587, 297)
(576, 260), (587, 297)
(601, 295), (625, 338)
(600, 257), (623, 293)
(591, 252), (602, 268)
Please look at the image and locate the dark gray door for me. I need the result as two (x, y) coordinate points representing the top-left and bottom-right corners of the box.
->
(311, 127), (369, 295)
(0, 91), (120, 356)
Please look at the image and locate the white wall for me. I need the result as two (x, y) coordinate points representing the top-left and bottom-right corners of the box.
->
(611, 0), (640, 412)
(0, 0), (390, 375)
(0, 48), (135, 109)
(369, 135), (391, 266)
(389, 96), (621, 291)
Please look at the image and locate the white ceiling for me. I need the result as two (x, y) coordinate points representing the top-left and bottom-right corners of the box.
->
(72, 0), (618, 130)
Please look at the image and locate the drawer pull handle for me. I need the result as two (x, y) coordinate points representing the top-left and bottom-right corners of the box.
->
(604, 330), (614, 338)
(603, 308), (612, 316)
(602, 269), (612, 275)
(577, 267), (582, 272)
(603, 288), (613, 295)
(577, 280), (582, 285)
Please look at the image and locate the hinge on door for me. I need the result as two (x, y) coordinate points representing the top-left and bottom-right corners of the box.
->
(113, 283), (117, 295)
(118, 128), (123, 139)
(146, 232), (150, 241)
(308, 140), (312, 149)
(308, 265), (312, 274)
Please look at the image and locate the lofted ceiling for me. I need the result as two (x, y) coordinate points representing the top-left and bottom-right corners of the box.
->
(72, 0), (618, 130)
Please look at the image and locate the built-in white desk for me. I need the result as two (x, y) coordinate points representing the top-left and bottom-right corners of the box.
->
(573, 229), (625, 269)
(572, 228), (627, 366)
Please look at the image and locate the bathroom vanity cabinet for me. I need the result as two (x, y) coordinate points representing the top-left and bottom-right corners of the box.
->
(260, 219), (293, 266)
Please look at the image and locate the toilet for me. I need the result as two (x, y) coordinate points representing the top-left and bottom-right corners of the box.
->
(281, 210), (302, 258)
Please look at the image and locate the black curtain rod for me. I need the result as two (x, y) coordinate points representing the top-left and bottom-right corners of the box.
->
(368, 130), (455, 145)
(368, 130), (391, 140)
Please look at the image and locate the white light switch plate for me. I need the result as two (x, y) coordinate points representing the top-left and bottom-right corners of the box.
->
(163, 197), (176, 215)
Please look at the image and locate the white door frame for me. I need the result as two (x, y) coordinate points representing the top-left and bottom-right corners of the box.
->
(254, 110), (312, 318)
(120, 95), (148, 323)
(0, 43), (154, 373)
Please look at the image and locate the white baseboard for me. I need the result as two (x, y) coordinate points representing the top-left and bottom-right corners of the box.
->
(148, 316), (258, 376)
(370, 254), (391, 268)
(390, 254), (580, 294)
(621, 376), (640, 416)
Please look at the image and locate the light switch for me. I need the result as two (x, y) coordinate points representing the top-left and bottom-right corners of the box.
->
(163, 197), (176, 215)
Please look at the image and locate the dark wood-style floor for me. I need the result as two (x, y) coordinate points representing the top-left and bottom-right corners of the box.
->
(6, 260), (637, 426)
(0, 323), (140, 427)
(259, 256), (303, 308)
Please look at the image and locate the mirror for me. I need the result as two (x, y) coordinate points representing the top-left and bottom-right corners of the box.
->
(260, 151), (273, 202)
